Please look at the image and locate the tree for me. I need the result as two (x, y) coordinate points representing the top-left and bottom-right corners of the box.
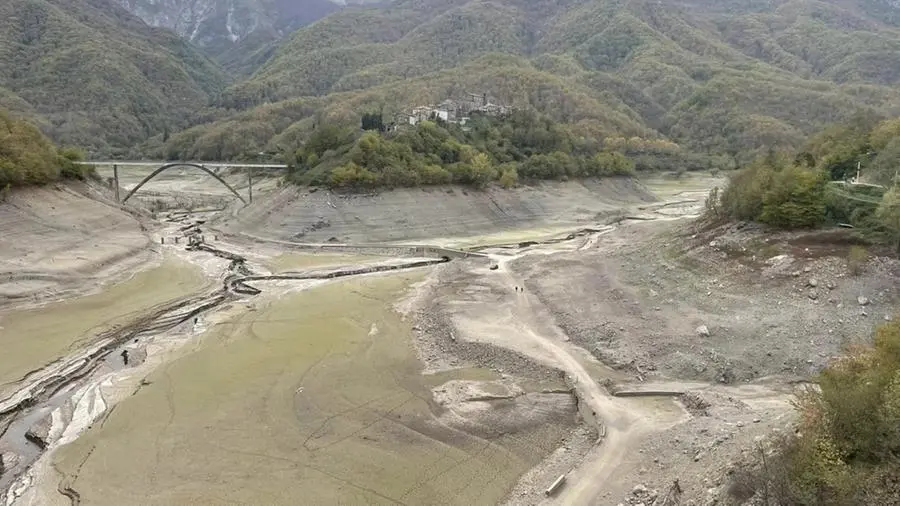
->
(758, 166), (826, 229)
(468, 153), (496, 188)
(498, 164), (518, 188)
(306, 124), (355, 157)
(876, 185), (900, 256)
(869, 138), (900, 185)
(361, 112), (385, 132)
(0, 109), (64, 187)
(870, 118), (900, 151)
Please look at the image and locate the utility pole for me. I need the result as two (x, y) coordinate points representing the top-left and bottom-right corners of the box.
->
(113, 164), (120, 202)
(248, 171), (253, 204)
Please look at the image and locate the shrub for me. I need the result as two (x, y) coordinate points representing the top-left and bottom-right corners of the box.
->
(758, 166), (826, 229)
(719, 157), (777, 221)
(419, 164), (452, 185)
(499, 166), (518, 188)
(329, 162), (379, 188)
(0, 110), (61, 187)
(847, 245), (868, 275)
(731, 320), (900, 504)
(704, 186), (722, 220)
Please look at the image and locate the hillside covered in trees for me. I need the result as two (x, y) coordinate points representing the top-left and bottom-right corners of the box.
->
(284, 110), (730, 189)
(0, 108), (92, 191)
(156, 0), (900, 164)
(3, 0), (900, 167)
(0, 0), (227, 156)
(707, 116), (900, 250)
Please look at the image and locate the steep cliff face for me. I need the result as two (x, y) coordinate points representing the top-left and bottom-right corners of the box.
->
(116, 0), (343, 72)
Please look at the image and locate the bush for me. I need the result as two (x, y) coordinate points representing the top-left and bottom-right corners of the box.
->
(847, 245), (868, 275)
(0, 110), (61, 187)
(758, 166), (826, 229)
(329, 162), (379, 188)
(499, 165), (518, 188)
(732, 320), (900, 504)
(57, 147), (96, 181)
(720, 156), (777, 222)
(719, 152), (826, 229)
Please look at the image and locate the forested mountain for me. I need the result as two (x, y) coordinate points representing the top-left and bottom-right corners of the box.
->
(3, 0), (899, 162)
(114, 0), (345, 74)
(0, 0), (227, 156)
(161, 0), (900, 162)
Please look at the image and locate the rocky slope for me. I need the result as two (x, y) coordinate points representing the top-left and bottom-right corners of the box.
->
(115, 0), (381, 73)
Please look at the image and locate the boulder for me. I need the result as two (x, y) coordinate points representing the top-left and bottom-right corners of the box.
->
(858, 296), (870, 306)
(696, 325), (710, 337)
(807, 278), (818, 288)
(24, 414), (53, 449)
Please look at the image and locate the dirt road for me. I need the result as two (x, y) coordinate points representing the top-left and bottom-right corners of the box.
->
(487, 248), (683, 505)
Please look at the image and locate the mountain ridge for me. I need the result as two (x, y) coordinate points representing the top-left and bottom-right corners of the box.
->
(0, 0), (228, 155)
(115, 0), (386, 73)
(156, 0), (900, 161)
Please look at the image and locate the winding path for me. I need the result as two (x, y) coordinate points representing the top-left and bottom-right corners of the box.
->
(487, 243), (683, 505)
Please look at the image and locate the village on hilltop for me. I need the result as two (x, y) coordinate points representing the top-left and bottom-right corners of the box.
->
(397, 92), (513, 128)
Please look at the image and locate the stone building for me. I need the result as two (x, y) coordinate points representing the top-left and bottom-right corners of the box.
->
(404, 92), (511, 126)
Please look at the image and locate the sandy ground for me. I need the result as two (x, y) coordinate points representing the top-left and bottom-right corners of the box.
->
(263, 252), (393, 273)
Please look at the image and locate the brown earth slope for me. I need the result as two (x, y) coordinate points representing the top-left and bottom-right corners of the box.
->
(0, 184), (152, 305)
(214, 178), (657, 244)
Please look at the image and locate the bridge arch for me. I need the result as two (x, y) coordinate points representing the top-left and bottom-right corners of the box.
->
(122, 163), (247, 204)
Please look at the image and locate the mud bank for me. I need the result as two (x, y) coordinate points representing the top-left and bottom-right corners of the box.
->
(0, 259), (210, 404)
(213, 179), (656, 244)
(0, 227), (503, 504)
(0, 184), (152, 305)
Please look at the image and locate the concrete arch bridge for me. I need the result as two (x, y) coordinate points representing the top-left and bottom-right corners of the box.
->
(80, 161), (288, 204)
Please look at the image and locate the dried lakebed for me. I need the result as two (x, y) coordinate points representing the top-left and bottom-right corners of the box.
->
(3, 180), (798, 505)
(1, 232), (578, 505)
(46, 275), (576, 505)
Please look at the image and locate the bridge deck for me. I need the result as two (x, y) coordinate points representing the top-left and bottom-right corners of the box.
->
(79, 161), (288, 169)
